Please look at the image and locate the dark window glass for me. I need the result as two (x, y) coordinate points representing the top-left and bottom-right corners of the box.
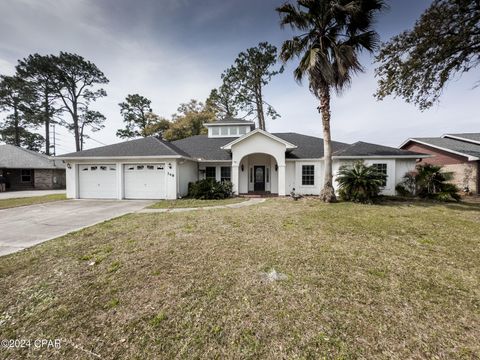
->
(220, 166), (231, 182)
(302, 165), (315, 185)
(206, 167), (216, 180)
(372, 163), (388, 187)
(21, 169), (32, 182)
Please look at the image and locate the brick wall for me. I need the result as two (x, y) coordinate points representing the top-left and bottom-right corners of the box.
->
(34, 169), (66, 190)
(402, 142), (466, 165)
(443, 163), (478, 194)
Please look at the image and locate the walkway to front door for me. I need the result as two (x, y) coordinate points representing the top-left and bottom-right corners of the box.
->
(254, 166), (265, 191)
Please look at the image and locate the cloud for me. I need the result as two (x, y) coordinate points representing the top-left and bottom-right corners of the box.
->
(0, 0), (478, 153)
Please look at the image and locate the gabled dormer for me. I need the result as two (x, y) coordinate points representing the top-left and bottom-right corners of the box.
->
(205, 117), (255, 138)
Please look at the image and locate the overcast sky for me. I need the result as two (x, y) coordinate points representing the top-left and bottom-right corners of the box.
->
(0, 0), (478, 154)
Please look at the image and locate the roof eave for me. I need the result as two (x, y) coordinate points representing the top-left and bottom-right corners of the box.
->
(221, 129), (298, 150)
(57, 155), (196, 161)
(442, 134), (480, 146)
(332, 154), (432, 159)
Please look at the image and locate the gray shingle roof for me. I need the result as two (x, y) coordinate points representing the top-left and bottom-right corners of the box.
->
(444, 133), (480, 144)
(59, 137), (190, 158)
(409, 137), (480, 159)
(334, 141), (426, 157)
(172, 135), (232, 160)
(58, 132), (426, 161)
(273, 133), (349, 158)
(0, 144), (65, 169)
(212, 117), (255, 125)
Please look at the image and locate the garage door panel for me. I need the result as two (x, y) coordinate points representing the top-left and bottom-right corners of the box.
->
(124, 163), (166, 199)
(79, 164), (117, 199)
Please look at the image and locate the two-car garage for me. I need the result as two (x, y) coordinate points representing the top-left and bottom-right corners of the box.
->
(77, 163), (167, 199)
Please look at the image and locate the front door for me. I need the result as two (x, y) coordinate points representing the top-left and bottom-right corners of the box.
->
(254, 166), (265, 191)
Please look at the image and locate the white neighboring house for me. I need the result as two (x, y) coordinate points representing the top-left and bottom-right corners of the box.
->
(58, 118), (427, 200)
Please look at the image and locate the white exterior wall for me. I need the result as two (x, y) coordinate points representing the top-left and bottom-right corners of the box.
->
(292, 160), (323, 195)
(65, 163), (78, 199)
(65, 158), (179, 200)
(285, 162), (295, 194)
(332, 158), (418, 196)
(177, 160), (198, 197)
(395, 159), (418, 186)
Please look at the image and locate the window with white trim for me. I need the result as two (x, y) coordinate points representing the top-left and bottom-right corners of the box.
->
(220, 127), (228, 136)
(372, 163), (388, 187)
(220, 166), (231, 182)
(212, 127), (219, 136)
(206, 167), (216, 180)
(302, 165), (315, 185)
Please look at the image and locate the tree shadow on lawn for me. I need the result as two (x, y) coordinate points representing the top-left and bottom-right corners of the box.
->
(377, 197), (480, 213)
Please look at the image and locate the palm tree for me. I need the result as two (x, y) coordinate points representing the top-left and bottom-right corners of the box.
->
(276, 0), (385, 202)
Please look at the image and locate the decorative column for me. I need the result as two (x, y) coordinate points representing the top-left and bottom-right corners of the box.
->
(278, 164), (286, 196)
(232, 164), (239, 195)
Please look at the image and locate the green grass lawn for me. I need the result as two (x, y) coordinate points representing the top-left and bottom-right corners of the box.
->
(0, 193), (66, 210)
(0, 199), (479, 359)
(148, 197), (246, 209)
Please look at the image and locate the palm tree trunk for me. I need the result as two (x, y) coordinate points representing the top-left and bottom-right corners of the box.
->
(318, 85), (336, 203)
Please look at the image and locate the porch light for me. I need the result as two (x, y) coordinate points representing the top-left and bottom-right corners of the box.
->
(275, 164), (278, 171)
(67, 163), (72, 169)
(241, 164), (244, 172)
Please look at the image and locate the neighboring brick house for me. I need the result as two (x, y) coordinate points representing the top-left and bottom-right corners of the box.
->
(0, 144), (66, 191)
(400, 133), (480, 194)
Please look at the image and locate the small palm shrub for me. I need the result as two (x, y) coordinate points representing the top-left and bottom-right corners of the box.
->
(187, 179), (233, 199)
(396, 164), (460, 201)
(337, 162), (387, 204)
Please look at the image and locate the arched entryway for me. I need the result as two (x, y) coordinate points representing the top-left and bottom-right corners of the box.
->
(238, 153), (279, 194)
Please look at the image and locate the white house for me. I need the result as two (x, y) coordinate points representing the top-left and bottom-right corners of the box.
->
(58, 118), (427, 200)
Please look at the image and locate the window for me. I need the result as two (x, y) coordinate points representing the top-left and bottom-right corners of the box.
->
(147, 165), (154, 170)
(109, 166), (116, 171)
(266, 167), (269, 182)
(100, 166), (107, 171)
(81, 167), (89, 171)
(21, 169), (32, 183)
(249, 167), (253, 183)
(212, 127), (219, 136)
(229, 126), (238, 135)
(137, 165), (144, 170)
(127, 166), (135, 171)
(220, 127), (228, 136)
(239, 126), (247, 135)
(221, 166), (231, 182)
(206, 166), (216, 180)
(372, 163), (388, 187)
(302, 165), (315, 185)
(157, 165), (164, 170)
(90, 166), (97, 171)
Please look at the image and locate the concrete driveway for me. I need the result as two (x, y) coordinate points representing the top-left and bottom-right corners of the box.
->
(0, 199), (153, 257)
(0, 190), (65, 199)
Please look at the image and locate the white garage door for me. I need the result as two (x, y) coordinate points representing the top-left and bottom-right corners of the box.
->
(79, 164), (117, 199)
(124, 163), (166, 199)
